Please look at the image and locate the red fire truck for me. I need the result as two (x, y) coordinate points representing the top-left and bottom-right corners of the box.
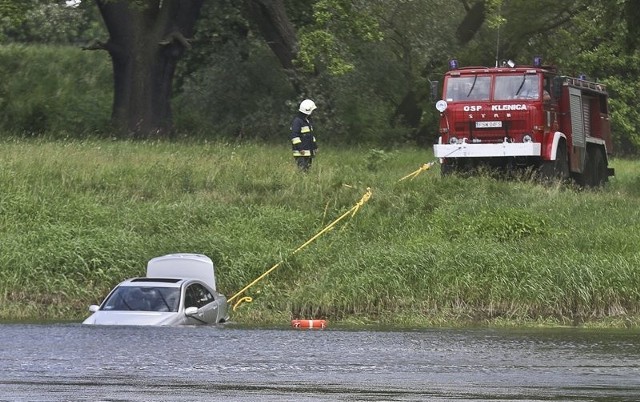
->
(433, 57), (614, 186)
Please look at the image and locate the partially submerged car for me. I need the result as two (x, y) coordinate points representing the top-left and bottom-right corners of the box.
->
(83, 253), (229, 326)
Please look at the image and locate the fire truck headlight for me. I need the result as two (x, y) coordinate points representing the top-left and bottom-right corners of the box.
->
(449, 137), (459, 144)
(435, 100), (448, 112)
(523, 134), (532, 143)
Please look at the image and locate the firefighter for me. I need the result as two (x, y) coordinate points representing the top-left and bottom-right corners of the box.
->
(290, 99), (318, 172)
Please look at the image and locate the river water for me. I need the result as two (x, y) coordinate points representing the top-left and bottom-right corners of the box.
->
(0, 323), (638, 401)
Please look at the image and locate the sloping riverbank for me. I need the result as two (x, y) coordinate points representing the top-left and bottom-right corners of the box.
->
(2, 139), (639, 327)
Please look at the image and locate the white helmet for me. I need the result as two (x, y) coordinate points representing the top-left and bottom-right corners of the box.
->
(299, 99), (317, 115)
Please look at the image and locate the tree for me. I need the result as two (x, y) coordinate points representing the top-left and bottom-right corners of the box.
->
(371, 0), (460, 144)
(547, 0), (640, 154)
(91, 0), (204, 137)
(243, 0), (382, 94)
(0, 0), (38, 41)
(244, 0), (297, 71)
(1, 0), (103, 44)
(454, 0), (582, 66)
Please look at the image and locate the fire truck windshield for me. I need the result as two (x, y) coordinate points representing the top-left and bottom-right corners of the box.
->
(445, 76), (491, 101)
(494, 75), (540, 100)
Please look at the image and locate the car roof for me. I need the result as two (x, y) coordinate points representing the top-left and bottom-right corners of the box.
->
(146, 253), (218, 290)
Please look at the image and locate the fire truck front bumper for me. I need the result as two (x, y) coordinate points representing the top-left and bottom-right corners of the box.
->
(433, 142), (541, 158)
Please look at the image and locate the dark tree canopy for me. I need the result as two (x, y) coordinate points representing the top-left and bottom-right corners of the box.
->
(1, 0), (639, 152)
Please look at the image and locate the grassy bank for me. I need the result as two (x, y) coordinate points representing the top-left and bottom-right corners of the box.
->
(1, 138), (639, 328)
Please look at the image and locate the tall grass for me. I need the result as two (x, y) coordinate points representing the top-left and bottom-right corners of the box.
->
(1, 138), (639, 327)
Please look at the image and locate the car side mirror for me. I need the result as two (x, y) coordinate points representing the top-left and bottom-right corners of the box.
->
(184, 306), (199, 316)
(89, 305), (99, 312)
(430, 80), (439, 101)
(552, 76), (563, 99)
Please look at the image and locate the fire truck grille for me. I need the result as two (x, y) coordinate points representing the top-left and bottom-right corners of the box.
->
(453, 118), (528, 143)
(480, 135), (511, 143)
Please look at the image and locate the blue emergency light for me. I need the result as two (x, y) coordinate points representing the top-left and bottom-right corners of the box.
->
(448, 59), (459, 70)
(533, 56), (542, 67)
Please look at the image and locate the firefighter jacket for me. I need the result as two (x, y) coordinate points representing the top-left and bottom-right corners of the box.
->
(290, 113), (317, 157)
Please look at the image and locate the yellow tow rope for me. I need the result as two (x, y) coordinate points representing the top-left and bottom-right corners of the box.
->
(228, 187), (373, 311)
(398, 161), (436, 182)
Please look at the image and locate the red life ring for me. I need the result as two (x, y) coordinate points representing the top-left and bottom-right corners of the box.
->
(291, 319), (327, 329)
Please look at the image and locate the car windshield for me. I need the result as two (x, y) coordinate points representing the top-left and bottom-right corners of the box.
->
(494, 74), (540, 100)
(445, 76), (491, 101)
(102, 286), (180, 312)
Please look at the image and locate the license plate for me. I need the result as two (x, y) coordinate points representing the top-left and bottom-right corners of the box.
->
(475, 121), (502, 128)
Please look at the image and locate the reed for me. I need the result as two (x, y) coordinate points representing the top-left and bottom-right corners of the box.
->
(1, 138), (639, 327)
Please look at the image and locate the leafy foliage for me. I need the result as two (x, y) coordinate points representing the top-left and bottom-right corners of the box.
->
(1, 0), (104, 44)
(0, 0), (36, 41)
(174, 41), (295, 139)
(296, 0), (382, 75)
(0, 45), (111, 135)
(1, 0), (640, 153)
(542, 0), (640, 153)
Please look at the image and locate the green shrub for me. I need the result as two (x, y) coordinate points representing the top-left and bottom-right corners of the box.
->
(0, 44), (112, 136)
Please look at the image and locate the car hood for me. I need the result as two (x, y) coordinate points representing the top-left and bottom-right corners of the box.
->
(82, 311), (181, 326)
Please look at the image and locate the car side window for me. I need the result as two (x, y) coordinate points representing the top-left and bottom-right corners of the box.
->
(184, 284), (214, 308)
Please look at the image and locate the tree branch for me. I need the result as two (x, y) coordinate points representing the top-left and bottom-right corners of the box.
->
(159, 31), (191, 49)
(81, 40), (108, 51)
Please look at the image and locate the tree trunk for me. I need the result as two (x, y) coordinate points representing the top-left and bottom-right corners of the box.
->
(96, 0), (204, 137)
(243, 0), (303, 92)
(456, 0), (486, 45)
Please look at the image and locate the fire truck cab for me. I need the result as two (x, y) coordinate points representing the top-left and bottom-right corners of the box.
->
(433, 58), (614, 186)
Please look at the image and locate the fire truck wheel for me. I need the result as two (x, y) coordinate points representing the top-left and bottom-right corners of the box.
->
(557, 145), (570, 181)
(539, 143), (569, 183)
(591, 148), (608, 187)
(575, 150), (593, 187)
(578, 146), (608, 187)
